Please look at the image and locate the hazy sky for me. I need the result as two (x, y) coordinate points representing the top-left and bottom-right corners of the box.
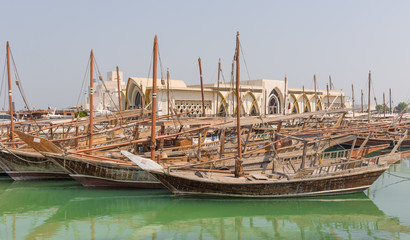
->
(1, 0), (410, 110)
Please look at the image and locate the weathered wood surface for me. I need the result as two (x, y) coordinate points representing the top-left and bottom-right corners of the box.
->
(148, 166), (387, 198)
(0, 149), (69, 180)
(43, 152), (163, 188)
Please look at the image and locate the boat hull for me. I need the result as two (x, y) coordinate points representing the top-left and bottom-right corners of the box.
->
(44, 153), (165, 189)
(0, 150), (70, 181)
(70, 174), (163, 188)
(5, 171), (69, 181)
(149, 167), (388, 198)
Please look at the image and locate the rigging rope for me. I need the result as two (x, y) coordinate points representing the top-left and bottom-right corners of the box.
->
(0, 143), (51, 164)
(1, 56), (7, 111)
(75, 58), (90, 111)
(93, 55), (122, 118)
(9, 49), (47, 136)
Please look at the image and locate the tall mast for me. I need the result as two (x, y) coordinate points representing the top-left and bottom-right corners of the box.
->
(116, 66), (122, 112)
(326, 84), (330, 110)
(198, 57), (206, 117)
(216, 58), (221, 116)
(234, 32), (243, 177)
(231, 60), (235, 116)
(89, 50), (94, 149)
(329, 75), (333, 90)
(389, 88), (392, 114)
(166, 68), (170, 116)
(283, 75), (287, 115)
(352, 84), (355, 118)
(368, 71), (371, 122)
(361, 89), (364, 112)
(314, 74), (317, 111)
(151, 35), (158, 161)
(6, 42), (14, 145)
(383, 92), (386, 117)
(116, 66), (122, 126)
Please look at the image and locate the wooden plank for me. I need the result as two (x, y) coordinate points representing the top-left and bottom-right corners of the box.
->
(13, 130), (63, 154)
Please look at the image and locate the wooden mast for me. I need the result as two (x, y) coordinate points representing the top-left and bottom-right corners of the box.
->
(151, 35), (158, 161)
(383, 92), (386, 117)
(231, 60), (235, 116)
(198, 57), (206, 117)
(329, 75), (332, 90)
(6, 42), (14, 146)
(283, 75), (287, 115)
(389, 88), (392, 114)
(361, 89), (364, 112)
(116, 66), (122, 126)
(368, 71), (371, 122)
(234, 31), (244, 177)
(352, 84), (355, 118)
(166, 68), (170, 115)
(326, 84), (330, 110)
(116, 66), (122, 112)
(313, 74), (317, 111)
(89, 50), (94, 149)
(216, 58), (221, 116)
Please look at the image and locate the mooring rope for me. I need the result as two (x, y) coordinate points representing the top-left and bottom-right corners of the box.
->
(385, 171), (410, 180)
(0, 142), (50, 164)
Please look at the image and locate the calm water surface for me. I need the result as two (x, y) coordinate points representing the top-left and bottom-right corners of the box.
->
(0, 158), (409, 240)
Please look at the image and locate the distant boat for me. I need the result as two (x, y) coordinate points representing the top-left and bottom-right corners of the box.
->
(41, 108), (70, 119)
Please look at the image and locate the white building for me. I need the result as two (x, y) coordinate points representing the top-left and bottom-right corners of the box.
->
(86, 71), (126, 111)
(125, 77), (349, 117)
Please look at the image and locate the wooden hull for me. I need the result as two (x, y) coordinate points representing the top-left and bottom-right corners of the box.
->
(0, 150), (70, 181)
(44, 153), (164, 189)
(70, 174), (163, 188)
(148, 166), (389, 198)
(0, 166), (6, 176)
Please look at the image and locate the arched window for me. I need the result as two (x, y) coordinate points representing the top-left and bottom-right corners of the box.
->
(268, 89), (281, 114)
(250, 105), (258, 116)
(218, 104), (227, 117)
(134, 91), (143, 109)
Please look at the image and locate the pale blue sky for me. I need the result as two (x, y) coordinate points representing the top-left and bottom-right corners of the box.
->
(1, 0), (410, 109)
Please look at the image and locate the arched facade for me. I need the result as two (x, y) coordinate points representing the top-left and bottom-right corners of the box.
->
(125, 79), (145, 109)
(124, 77), (348, 117)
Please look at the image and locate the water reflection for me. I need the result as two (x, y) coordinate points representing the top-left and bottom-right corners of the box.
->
(0, 159), (409, 240)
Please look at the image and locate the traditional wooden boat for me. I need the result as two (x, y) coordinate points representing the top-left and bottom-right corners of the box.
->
(43, 152), (164, 188)
(123, 149), (402, 198)
(0, 148), (69, 180)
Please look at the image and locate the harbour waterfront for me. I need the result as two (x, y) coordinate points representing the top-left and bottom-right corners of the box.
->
(0, 158), (408, 240)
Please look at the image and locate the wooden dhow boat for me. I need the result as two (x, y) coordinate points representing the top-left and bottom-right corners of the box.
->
(122, 145), (403, 198)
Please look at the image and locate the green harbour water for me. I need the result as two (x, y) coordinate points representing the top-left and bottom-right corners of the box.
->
(0, 158), (409, 240)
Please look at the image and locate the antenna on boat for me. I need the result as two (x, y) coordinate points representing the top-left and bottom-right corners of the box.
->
(234, 31), (244, 178)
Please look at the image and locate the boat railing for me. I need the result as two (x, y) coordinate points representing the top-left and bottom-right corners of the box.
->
(278, 148), (349, 163)
(313, 156), (380, 176)
(321, 149), (350, 160)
